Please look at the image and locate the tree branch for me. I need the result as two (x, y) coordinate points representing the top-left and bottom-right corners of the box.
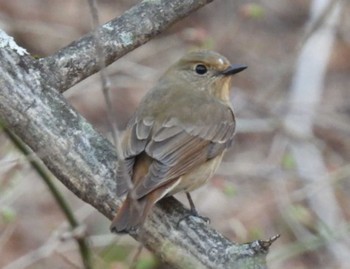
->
(38, 0), (214, 93)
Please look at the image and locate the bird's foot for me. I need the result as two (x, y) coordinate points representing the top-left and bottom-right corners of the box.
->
(177, 208), (210, 228)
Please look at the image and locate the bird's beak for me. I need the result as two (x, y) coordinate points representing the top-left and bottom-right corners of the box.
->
(221, 64), (247, 76)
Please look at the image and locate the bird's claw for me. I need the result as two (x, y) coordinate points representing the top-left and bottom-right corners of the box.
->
(177, 210), (210, 228)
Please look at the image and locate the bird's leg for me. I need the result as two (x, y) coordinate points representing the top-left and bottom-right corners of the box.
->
(177, 192), (210, 228)
(186, 192), (199, 216)
(186, 192), (210, 223)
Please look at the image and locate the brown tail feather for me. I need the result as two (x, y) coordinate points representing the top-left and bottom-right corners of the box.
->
(110, 195), (148, 233)
(111, 154), (153, 233)
(110, 178), (181, 233)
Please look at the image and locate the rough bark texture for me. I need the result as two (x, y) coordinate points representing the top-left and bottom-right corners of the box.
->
(39, 0), (214, 93)
(0, 1), (275, 268)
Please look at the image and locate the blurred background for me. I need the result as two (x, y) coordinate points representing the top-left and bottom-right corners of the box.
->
(1, 0), (350, 268)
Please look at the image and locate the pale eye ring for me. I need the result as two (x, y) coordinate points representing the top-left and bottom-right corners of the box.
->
(195, 64), (208, 75)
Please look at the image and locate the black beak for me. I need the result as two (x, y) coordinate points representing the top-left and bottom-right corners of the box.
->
(221, 64), (247, 76)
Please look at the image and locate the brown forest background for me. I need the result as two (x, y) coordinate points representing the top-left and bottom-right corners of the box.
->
(1, 0), (350, 268)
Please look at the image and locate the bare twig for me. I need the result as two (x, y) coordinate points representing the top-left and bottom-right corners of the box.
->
(86, 0), (117, 146)
(130, 244), (144, 269)
(1, 125), (93, 269)
(86, 0), (141, 222)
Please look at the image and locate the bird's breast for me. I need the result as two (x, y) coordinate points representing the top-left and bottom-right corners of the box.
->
(168, 152), (225, 195)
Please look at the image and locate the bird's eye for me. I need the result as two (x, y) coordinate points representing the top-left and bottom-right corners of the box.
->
(195, 64), (208, 75)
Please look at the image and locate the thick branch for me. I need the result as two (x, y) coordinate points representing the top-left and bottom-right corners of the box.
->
(0, 35), (274, 268)
(39, 0), (213, 93)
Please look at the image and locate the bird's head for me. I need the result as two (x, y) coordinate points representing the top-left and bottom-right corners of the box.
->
(164, 50), (247, 102)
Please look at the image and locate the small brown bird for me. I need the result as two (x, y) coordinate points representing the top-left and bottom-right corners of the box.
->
(110, 50), (246, 233)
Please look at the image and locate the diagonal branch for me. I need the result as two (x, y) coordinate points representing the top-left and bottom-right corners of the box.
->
(38, 0), (214, 93)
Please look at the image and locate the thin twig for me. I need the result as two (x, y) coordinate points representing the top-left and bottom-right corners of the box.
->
(86, 0), (118, 148)
(86, 0), (142, 219)
(130, 244), (144, 269)
(1, 124), (93, 269)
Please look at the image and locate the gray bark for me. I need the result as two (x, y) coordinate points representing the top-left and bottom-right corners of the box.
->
(39, 0), (215, 93)
(0, 1), (276, 268)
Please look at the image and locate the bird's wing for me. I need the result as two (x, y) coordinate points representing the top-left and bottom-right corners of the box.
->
(116, 116), (154, 196)
(131, 102), (236, 199)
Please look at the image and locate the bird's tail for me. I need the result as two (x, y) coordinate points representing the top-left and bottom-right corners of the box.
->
(110, 195), (149, 233)
(110, 178), (181, 233)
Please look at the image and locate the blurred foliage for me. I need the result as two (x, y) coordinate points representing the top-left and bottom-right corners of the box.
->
(282, 153), (296, 170)
(100, 244), (133, 263)
(0, 206), (17, 223)
(222, 182), (237, 197)
(240, 3), (265, 19)
(134, 257), (158, 269)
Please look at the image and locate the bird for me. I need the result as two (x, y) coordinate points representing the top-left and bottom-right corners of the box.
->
(110, 50), (247, 233)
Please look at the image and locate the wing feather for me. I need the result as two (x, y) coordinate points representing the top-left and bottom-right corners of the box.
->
(132, 107), (235, 198)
